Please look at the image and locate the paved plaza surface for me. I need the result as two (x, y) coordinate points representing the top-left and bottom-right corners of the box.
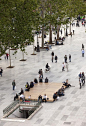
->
(0, 22), (86, 126)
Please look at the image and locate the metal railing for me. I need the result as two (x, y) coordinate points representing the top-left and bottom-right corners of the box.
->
(3, 101), (19, 116)
(3, 100), (41, 117)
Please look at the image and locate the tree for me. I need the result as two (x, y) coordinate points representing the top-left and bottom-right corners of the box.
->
(65, 0), (86, 34)
(0, 0), (39, 65)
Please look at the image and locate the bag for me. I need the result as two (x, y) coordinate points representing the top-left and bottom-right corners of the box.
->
(15, 86), (16, 89)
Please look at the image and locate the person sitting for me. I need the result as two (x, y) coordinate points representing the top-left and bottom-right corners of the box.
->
(45, 77), (48, 83)
(56, 40), (63, 45)
(62, 37), (65, 41)
(39, 74), (43, 83)
(19, 93), (25, 102)
(42, 94), (47, 102)
(63, 79), (71, 88)
(53, 92), (57, 101)
(46, 44), (49, 51)
(19, 88), (24, 95)
(28, 95), (31, 100)
(25, 82), (30, 91)
(38, 95), (42, 103)
(61, 86), (65, 92)
(14, 93), (19, 101)
(57, 89), (64, 97)
(30, 81), (34, 88)
(46, 63), (50, 71)
(34, 78), (38, 84)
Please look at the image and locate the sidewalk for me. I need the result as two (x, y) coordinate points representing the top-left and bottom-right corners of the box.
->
(0, 21), (86, 126)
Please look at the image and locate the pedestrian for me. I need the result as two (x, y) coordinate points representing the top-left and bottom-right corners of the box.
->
(82, 49), (84, 57)
(64, 55), (67, 63)
(51, 51), (54, 62)
(65, 62), (68, 72)
(79, 78), (82, 89)
(82, 44), (84, 49)
(73, 30), (74, 35)
(12, 80), (16, 90)
(6, 53), (9, 60)
(61, 29), (62, 35)
(79, 72), (82, 79)
(55, 55), (58, 63)
(0, 67), (3, 77)
(62, 62), (65, 71)
(71, 32), (72, 37)
(69, 54), (71, 62)
(82, 72), (85, 85)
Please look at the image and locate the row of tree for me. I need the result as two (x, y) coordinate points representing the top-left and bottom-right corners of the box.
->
(0, 0), (86, 65)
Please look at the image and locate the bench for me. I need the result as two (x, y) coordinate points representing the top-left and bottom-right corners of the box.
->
(24, 82), (64, 102)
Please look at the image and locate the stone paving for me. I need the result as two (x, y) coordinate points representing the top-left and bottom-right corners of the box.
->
(0, 21), (86, 126)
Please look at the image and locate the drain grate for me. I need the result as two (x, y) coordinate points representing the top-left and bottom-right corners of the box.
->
(64, 122), (71, 125)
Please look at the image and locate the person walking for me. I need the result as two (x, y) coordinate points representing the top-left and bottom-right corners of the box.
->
(6, 53), (9, 60)
(64, 55), (67, 63)
(79, 78), (82, 89)
(0, 67), (3, 77)
(82, 44), (84, 49)
(69, 54), (71, 62)
(51, 51), (54, 62)
(61, 29), (62, 35)
(71, 32), (72, 37)
(66, 62), (68, 72)
(79, 72), (82, 79)
(62, 62), (65, 71)
(82, 72), (85, 85)
(73, 30), (74, 35)
(12, 80), (16, 90)
(55, 55), (58, 63)
(82, 49), (84, 57)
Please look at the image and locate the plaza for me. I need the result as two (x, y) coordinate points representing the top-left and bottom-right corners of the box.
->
(0, 22), (86, 126)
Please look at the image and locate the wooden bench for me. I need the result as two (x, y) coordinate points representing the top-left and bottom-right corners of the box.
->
(24, 82), (64, 102)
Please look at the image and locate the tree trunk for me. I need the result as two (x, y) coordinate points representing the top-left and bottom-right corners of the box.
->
(66, 24), (68, 36)
(9, 47), (11, 67)
(57, 25), (60, 40)
(57, 28), (59, 40)
(64, 28), (65, 37)
(22, 51), (24, 60)
(41, 2), (44, 48)
(49, 24), (52, 44)
(33, 40), (35, 54)
(70, 22), (71, 34)
(42, 26), (44, 48)
(70, 19), (71, 34)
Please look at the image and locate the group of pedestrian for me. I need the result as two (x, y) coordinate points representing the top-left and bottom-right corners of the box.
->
(79, 72), (85, 89)
(62, 54), (71, 72)
(51, 51), (58, 63)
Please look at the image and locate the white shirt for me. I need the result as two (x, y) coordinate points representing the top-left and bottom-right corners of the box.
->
(28, 96), (31, 99)
(62, 64), (65, 68)
(20, 94), (25, 99)
(43, 95), (47, 99)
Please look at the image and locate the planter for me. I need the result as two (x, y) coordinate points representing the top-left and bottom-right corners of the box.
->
(31, 53), (36, 55)
(20, 59), (27, 61)
(7, 66), (15, 68)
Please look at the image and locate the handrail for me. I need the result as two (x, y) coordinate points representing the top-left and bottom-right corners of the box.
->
(3, 100), (41, 116)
